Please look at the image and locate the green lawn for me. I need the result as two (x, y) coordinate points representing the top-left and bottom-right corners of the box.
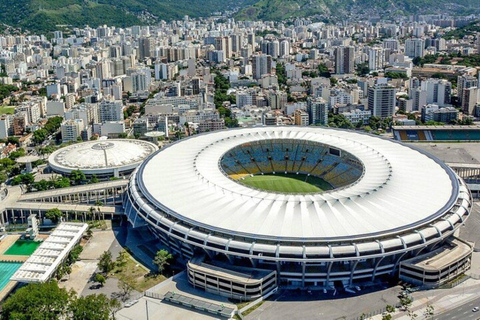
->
(0, 106), (15, 115)
(240, 173), (333, 193)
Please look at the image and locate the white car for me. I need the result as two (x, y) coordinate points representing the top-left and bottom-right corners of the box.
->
(124, 300), (139, 308)
(472, 307), (479, 312)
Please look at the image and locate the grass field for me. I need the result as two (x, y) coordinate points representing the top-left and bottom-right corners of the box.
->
(0, 106), (15, 115)
(239, 173), (333, 193)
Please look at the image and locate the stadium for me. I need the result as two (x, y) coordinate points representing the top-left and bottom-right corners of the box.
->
(124, 127), (473, 299)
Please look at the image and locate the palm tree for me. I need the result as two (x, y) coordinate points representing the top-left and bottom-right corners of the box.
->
(87, 206), (95, 222)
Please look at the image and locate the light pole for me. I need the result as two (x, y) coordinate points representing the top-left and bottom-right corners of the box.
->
(145, 299), (150, 320)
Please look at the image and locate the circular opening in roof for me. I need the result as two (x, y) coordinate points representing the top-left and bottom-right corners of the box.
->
(220, 139), (364, 194)
(91, 142), (115, 150)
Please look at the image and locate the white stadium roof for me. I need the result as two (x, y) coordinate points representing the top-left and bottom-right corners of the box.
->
(137, 127), (458, 241)
(49, 139), (158, 175)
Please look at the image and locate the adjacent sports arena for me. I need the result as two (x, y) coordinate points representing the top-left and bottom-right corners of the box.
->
(124, 127), (473, 300)
(49, 139), (158, 179)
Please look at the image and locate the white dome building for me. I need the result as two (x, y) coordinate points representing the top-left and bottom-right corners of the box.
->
(49, 139), (158, 179)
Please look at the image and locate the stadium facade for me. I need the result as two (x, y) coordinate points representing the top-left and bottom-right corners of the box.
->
(124, 127), (472, 299)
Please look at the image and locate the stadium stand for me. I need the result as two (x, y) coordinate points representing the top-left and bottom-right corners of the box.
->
(221, 140), (362, 189)
(393, 126), (480, 141)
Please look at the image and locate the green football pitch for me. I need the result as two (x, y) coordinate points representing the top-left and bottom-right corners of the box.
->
(239, 173), (333, 193)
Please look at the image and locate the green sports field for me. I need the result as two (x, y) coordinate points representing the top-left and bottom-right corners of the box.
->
(239, 173), (333, 193)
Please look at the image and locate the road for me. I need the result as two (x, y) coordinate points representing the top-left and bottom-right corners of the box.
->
(435, 297), (480, 320)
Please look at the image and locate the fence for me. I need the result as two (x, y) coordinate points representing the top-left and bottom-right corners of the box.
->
(237, 287), (278, 319)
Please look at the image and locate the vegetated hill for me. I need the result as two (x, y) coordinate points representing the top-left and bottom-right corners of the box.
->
(235, 0), (480, 21)
(0, 0), (242, 33)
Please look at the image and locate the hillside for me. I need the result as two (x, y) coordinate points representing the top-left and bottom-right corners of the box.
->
(235, 0), (480, 21)
(0, 0), (479, 34)
(0, 0), (241, 33)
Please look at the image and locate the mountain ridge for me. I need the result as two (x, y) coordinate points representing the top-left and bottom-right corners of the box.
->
(0, 0), (479, 33)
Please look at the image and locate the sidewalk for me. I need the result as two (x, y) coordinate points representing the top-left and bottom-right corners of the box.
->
(368, 278), (480, 320)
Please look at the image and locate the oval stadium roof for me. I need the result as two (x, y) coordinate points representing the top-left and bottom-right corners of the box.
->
(137, 127), (458, 241)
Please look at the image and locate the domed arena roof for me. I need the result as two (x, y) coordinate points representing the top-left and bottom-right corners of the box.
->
(49, 139), (158, 176)
(133, 127), (461, 241)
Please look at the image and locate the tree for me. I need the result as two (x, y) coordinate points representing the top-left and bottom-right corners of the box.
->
(356, 62), (370, 76)
(33, 128), (48, 144)
(69, 294), (111, 320)
(386, 305), (395, 313)
(11, 173), (35, 187)
(382, 314), (392, 320)
(90, 174), (99, 184)
(1, 281), (72, 320)
(94, 273), (106, 287)
(68, 245), (83, 264)
(109, 298), (121, 319)
(116, 249), (128, 268)
(317, 63), (331, 78)
(400, 295), (413, 311)
(98, 251), (115, 274)
(53, 176), (71, 189)
(153, 249), (173, 274)
(85, 227), (93, 239)
(118, 280), (134, 301)
(45, 208), (63, 223)
(70, 169), (86, 185)
(33, 179), (50, 191)
(423, 304), (434, 319)
(8, 148), (26, 160)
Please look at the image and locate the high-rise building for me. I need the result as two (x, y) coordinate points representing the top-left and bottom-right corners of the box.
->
(405, 38), (425, 58)
(99, 100), (124, 123)
(421, 79), (452, 106)
(368, 83), (396, 118)
(0, 116), (11, 139)
(307, 97), (328, 125)
(383, 39), (400, 51)
(268, 91), (287, 110)
(334, 46), (355, 74)
(138, 37), (152, 60)
(280, 40), (290, 57)
(368, 47), (385, 72)
(61, 119), (85, 143)
(65, 93), (76, 109)
(65, 103), (99, 126)
(230, 34), (243, 55)
(155, 63), (169, 80)
(215, 36), (232, 58)
(247, 33), (256, 47)
(15, 101), (41, 124)
(457, 75), (478, 106)
(462, 87), (479, 115)
(412, 87), (427, 111)
(252, 54), (272, 80)
(13, 115), (26, 136)
(294, 109), (309, 126)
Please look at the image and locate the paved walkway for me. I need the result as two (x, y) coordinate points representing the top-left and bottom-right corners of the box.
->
(117, 272), (234, 320)
(58, 230), (116, 296)
(0, 234), (19, 255)
(116, 296), (223, 320)
(18, 179), (128, 201)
